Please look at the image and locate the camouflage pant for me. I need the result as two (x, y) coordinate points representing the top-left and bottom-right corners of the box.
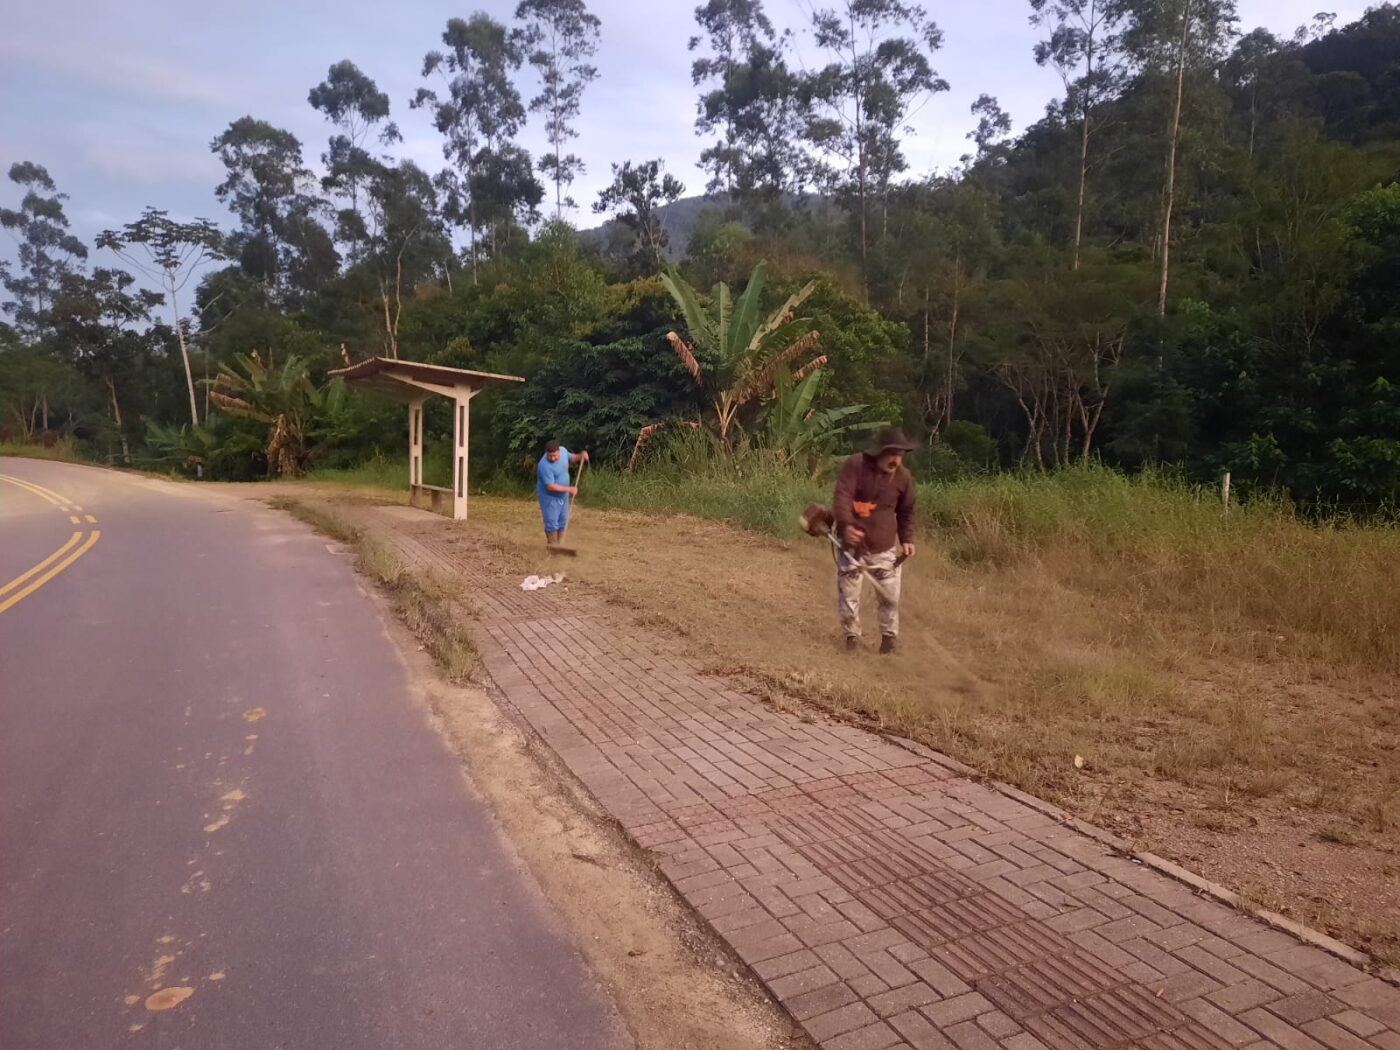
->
(837, 545), (902, 638)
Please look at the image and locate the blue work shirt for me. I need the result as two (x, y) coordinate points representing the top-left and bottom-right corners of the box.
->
(536, 447), (572, 502)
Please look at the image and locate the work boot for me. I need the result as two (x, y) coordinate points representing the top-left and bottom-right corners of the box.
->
(845, 636), (859, 653)
(879, 635), (896, 655)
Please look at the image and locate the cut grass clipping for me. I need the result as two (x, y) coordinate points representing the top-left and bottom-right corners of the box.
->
(269, 497), (477, 682)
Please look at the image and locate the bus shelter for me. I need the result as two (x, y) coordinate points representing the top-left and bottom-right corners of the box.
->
(328, 357), (524, 521)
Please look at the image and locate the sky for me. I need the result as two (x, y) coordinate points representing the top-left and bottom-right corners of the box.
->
(0, 0), (1371, 286)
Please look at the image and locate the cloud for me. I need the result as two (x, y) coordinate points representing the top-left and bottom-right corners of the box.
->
(0, 30), (234, 111)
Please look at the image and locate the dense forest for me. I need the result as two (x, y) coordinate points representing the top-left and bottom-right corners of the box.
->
(2, 0), (1398, 512)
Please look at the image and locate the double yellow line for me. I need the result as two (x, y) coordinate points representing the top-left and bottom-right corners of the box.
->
(0, 474), (101, 614)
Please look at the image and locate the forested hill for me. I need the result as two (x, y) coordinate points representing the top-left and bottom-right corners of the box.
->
(2, 2), (1397, 512)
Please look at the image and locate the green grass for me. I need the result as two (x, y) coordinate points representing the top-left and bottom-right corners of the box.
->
(577, 463), (827, 535)
(306, 447), (454, 490)
(0, 438), (83, 463)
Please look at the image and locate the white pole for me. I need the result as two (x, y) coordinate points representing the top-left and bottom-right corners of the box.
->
(1222, 471), (1231, 510)
(452, 389), (470, 521)
(408, 398), (424, 496)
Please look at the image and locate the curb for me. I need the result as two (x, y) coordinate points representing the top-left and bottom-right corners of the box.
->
(884, 734), (1400, 987)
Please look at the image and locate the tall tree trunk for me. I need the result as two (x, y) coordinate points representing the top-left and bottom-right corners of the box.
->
(168, 281), (200, 425)
(379, 247), (407, 358)
(381, 284), (396, 358)
(467, 154), (479, 285)
(1073, 12), (1096, 271)
(1073, 111), (1091, 271)
(1158, 0), (1193, 317)
(850, 10), (868, 296)
(946, 256), (961, 429)
(1247, 80), (1258, 159)
(104, 373), (131, 465)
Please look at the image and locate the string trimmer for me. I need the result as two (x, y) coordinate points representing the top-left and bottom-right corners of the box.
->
(799, 503), (908, 569)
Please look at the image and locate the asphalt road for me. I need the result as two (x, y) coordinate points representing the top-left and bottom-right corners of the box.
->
(0, 459), (630, 1050)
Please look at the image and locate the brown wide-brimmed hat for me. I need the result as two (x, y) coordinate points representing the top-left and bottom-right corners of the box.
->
(864, 426), (917, 456)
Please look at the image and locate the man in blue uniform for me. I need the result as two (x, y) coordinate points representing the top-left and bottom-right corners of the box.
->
(537, 439), (589, 547)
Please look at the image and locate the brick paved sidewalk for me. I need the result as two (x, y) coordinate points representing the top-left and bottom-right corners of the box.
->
(372, 507), (1400, 1050)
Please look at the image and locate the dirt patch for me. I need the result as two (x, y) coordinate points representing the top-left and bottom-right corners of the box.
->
(280, 496), (809, 1050)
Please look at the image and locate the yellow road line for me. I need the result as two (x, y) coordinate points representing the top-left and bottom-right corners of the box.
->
(0, 531), (101, 615)
(3, 473), (74, 506)
(0, 473), (72, 510)
(70, 514), (80, 524)
(0, 532), (83, 599)
(84, 514), (97, 524)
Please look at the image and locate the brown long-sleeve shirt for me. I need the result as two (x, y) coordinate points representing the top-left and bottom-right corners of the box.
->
(833, 453), (917, 553)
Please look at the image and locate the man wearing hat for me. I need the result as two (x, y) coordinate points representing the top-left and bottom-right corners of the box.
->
(832, 427), (918, 654)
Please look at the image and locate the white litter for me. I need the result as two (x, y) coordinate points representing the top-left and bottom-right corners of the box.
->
(520, 573), (565, 591)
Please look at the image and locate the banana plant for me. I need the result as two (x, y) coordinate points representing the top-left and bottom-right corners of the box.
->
(660, 261), (823, 450)
(766, 366), (886, 476)
(208, 351), (346, 478)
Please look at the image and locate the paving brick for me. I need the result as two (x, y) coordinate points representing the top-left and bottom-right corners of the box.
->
(786, 981), (862, 1021)
(920, 992), (995, 1028)
(944, 1019), (1000, 1050)
(821, 1020), (903, 1050)
(1241, 1006), (1330, 1050)
(856, 948), (918, 989)
(785, 915), (864, 949)
(1267, 991), (1344, 1026)
(976, 1010), (1022, 1038)
(1177, 995), (1263, 1046)
(1232, 953), (1313, 996)
(734, 931), (805, 965)
(1298, 1018), (1379, 1050)
(1332, 977), (1400, 1014)
(1157, 968), (1226, 1003)
(1329, 1008), (1386, 1038)
(888, 1010), (958, 1050)
(751, 946), (822, 981)
(1068, 928), (1139, 969)
(724, 916), (789, 944)
(867, 981), (942, 1018)
(908, 955), (972, 997)
(1176, 944), (1250, 987)
(1296, 957), (1376, 994)
(771, 965), (842, 1001)
(807, 1002), (880, 1042)
(1044, 907), (1108, 935)
(816, 942), (877, 982)
(850, 973), (891, 998)
(1098, 914), (1165, 943)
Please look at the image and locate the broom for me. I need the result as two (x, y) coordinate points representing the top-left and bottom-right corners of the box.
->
(546, 458), (586, 557)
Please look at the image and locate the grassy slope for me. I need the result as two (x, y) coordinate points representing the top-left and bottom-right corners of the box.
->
(0, 439), (84, 463)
